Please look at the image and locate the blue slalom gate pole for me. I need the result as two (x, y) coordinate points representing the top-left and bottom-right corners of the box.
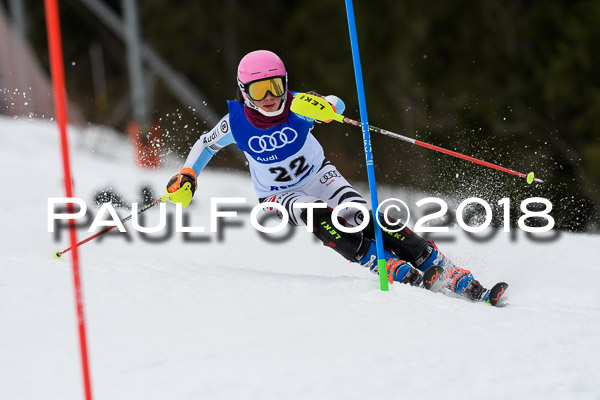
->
(344, 0), (388, 291)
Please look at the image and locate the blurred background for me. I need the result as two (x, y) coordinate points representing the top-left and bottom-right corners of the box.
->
(1, 0), (599, 232)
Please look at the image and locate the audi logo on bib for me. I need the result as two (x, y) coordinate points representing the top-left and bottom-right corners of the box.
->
(248, 127), (298, 153)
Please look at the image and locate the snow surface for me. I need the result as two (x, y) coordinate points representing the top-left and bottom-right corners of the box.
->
(1, 116), (599, 400)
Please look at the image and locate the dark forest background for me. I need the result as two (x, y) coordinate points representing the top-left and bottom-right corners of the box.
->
(10, 0), (600, 231)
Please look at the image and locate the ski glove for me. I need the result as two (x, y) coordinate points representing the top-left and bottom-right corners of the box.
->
(164, 168), (197, 208)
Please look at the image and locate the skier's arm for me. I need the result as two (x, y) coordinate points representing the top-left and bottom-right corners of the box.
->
(183, 115), (236, 175)
(165, 115), (235, 207)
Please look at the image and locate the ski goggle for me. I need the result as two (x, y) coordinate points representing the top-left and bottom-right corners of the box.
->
(244, 77), (286, 101)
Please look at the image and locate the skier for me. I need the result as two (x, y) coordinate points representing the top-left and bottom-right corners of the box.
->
(164, 50), (502, 304)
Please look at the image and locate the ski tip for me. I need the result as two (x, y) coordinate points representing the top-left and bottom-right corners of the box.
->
(487, 282), (509, 306)
(53, 250), (62, 260)
(422, 266), (444, 290)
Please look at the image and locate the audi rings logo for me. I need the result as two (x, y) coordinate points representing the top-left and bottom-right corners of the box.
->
(248, 127), (298, 153)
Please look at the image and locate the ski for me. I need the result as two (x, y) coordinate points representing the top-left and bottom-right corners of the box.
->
(482, 282), (509, 307)
(400, 264), (508, 307)
(417, 265), (509, 307)
(422, 265), (444, 290)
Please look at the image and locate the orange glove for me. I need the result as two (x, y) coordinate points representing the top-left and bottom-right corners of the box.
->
(164, 168), (197, 207)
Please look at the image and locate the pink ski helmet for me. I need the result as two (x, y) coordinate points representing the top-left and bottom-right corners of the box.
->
(237, 50), (288, 115)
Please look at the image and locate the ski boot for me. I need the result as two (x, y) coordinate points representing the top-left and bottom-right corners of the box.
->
(358, 240), (424, 286)
(445, 267), (491, 301)
(445, 267), (508, 306)
(386, 258), (423, 286)
(463, 279), (487, 301)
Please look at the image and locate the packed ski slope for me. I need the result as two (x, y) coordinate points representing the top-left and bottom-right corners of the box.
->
(1, 116), (599, 400)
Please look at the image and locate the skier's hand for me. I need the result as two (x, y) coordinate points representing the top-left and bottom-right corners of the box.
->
(163, 168), (197, 208)
(306, 92), (343, 123)
(323, 95), (344, 122)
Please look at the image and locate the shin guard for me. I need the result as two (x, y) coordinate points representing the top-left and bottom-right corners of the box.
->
(300, 204), (370, 262)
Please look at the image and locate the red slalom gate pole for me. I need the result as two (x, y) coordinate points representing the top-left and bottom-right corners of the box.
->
(44, 1), (93, 399)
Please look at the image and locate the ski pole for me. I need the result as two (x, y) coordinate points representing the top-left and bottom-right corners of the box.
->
(291, 93), (544, 184)
(54, 196), (164, 259)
